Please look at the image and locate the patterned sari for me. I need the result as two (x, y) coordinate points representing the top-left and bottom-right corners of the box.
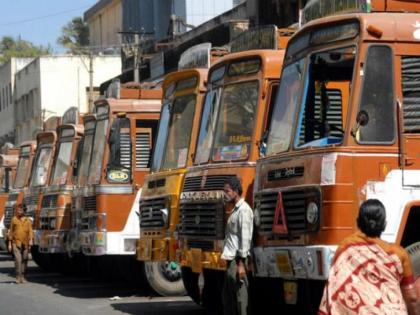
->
(319, 232), (415, 315)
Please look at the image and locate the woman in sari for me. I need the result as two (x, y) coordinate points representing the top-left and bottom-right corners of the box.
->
(319, 199), (419, 315)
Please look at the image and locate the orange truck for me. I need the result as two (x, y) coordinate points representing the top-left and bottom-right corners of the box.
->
(175, 27), (291, 308)
(136, 43), (218, 296)
(252, 0), (420, 312)
(33, 108), (84, 271)
(0, 147), (19, 250)
(75, 83), (161, 280)
(24, 117), (61, 236)
(2, 141), (37, 246)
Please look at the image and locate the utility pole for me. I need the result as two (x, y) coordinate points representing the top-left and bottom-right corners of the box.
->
(119, 30), (154, 84)
(89, 52), (94, 111)
(134, 33), (140, 83)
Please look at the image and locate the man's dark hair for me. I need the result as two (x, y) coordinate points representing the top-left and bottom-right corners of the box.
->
(357, 199), (386, 237)
(224, 176), (243, 196)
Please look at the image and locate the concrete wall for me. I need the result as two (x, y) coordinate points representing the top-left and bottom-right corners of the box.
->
(14, 55), (121, 144)
(184, 0), (237, 26)
(86, 0), (122, 50)
(0, 58), (33, 146)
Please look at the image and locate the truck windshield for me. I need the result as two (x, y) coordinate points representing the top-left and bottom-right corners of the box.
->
(88, 118), (109, 185)
(51, 141), (73, 185)
(77, 129), (95, 186)
(266, 59), (305, 155)
(194, 88), (221, 164)
(14, 156), (29, 189)
(267, 47), (355, 153)
(30, 147), (53, 187)
(158, 94), (196, 170)
(107, 117), (131, 183)
(0, 168), (4, 192)
(151, 103), (170, 172)
(212, 81), (259, 161)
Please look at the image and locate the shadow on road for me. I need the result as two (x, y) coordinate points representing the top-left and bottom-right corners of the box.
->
(0, 261), (152, 299)
(111, 300), (204, 315)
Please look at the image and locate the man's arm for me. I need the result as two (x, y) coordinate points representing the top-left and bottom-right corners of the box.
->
(28, 219), (34, 247)
(7, 218), (14, 252)
(236, 208), (253, 279)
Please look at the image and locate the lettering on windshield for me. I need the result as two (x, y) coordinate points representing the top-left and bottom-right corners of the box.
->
(229, 135), (252, 144)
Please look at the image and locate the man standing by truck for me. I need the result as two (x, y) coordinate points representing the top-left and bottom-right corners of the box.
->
(8, 203), (33, 283)
(221, 177), (253, 315)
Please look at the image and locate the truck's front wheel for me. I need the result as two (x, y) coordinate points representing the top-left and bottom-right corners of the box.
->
(144, 261), (186, 296)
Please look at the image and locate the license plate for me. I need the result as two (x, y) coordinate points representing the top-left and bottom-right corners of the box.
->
(191, 248), (203, 273)
(275, 250), (293, 276)
(284, 281), (298, 305)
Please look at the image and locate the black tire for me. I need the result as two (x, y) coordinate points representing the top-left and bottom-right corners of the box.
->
(144, 261), (186, 296)
(202, 269), (224, 313)
(181, 266), (200, 304)
(31, 246), (54, 272)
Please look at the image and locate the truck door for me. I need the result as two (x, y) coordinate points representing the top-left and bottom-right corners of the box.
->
(400, 54), (420, 186)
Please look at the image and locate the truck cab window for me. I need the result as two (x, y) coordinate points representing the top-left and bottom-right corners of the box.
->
(357, 45), (395, 143)
(107, 117), (131, 183)
(295, 47), (354, 148)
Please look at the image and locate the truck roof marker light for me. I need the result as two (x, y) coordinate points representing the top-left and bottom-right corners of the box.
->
(366, 25), (383, 38)
(272, 191), (288, 234)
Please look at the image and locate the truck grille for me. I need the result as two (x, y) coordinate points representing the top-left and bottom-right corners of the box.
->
(178, 200), (224, 239)
(83, 196), (96, 212)
(136, 132), (151, 169)
(41, 194), (58, 209)
(182, 175), (235, 192)
(4, 193), (18, 228)
(139, 197), (166, 229)
(187, 239), (214, 251)
(256, 188), (320, 235)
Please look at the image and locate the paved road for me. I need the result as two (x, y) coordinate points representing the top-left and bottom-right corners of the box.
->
(0, 253), (204, 315)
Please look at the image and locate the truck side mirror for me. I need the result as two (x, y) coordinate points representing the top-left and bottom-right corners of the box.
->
(258, 130), (269, 158)
(356, 110), (369, 126)
(351, 110), (369, 138)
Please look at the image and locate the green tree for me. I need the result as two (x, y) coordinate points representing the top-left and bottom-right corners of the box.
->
(57, 17), (89, 54)
(0, 36), (51, 64)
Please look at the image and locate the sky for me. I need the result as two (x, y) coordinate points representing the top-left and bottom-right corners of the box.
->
(0, 0), (97, 53)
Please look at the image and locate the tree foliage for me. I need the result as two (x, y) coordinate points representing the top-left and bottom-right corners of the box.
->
(57, 17), (89, 54)
(0, 36), (51, 64)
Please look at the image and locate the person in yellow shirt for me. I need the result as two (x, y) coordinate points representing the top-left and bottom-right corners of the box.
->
(8, 204), (33, 283)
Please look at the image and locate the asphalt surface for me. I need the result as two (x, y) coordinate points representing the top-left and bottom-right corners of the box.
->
(0, 252), (204, 315)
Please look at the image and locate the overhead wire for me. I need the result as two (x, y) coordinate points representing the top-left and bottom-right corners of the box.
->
(0, 4), (92, 27)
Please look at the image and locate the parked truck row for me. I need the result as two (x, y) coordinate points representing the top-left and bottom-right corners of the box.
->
(1, 0), (419, 313)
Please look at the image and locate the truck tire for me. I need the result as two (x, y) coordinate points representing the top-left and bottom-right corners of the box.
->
(202, 269), (224, 313)
(181, 266), (200, 304)
(144, 261), (186, 296)
(31, 246), (54, 272)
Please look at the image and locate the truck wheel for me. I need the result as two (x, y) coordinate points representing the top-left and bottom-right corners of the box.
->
(181, 266), (200, 304)
(145, 261), (186, 296)
(31, 246), (54, 272)
(202, 269), (224, 313)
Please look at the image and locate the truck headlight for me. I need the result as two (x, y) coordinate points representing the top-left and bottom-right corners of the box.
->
(306, 202), (319, 225)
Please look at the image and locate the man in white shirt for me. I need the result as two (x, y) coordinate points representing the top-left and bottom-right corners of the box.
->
(221, 177), (253, 315)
